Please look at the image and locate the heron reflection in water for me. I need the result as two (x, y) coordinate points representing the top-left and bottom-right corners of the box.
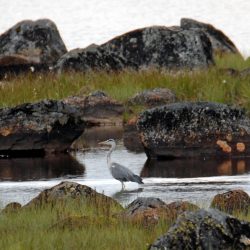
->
(98, 139), (143, 190)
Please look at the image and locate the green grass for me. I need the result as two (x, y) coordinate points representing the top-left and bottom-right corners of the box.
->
(0, 199), (170, 250)
(0, 198), (249, 250)
(1, 54), (250, 112)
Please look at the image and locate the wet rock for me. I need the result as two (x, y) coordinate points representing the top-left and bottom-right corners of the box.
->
(0, 19), (67, 75)
(55, 46), (136, 73)
(137, 102), (250, 159)
(128, 88), (176, 108)
(102, 25), (213, 70)
(2, 202), (22, 213)
(150, 208), (250, 250)
(0, 99), (85, 155)
(211, 190), (250, 215)
(181, 18), (240, 55)
(123, 117), (144, 152)
(63, 91), (124, 126)
(25, 181), (122, 209)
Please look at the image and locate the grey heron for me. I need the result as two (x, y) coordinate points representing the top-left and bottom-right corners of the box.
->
(98, 139), (143, 190)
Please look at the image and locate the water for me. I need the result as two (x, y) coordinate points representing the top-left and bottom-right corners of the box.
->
(1, 0), (250, 56)
(0, 127), (249, 208)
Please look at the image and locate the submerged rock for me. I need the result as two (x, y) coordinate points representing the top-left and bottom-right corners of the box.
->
(0, 99), (85, 155)
(25, 181), (122, 209)
(150, 209), (250, 250)
(0, 19), (67, 75)
(137, 102), (250, 159)
(63, 91), (124, 126)
(211, 190), (250, 215)
(128, 88), (176, 108)
(181, 18), (240, 55)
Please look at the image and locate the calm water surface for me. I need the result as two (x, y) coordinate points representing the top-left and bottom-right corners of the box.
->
(1, 0), (250, 56)
(0, 127), (249, 208)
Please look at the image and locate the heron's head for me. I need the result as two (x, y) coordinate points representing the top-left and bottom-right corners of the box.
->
(98, 139), (116, 147)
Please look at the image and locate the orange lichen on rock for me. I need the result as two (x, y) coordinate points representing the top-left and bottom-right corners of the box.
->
(0, 127), (13, 136)
(236, 142), (245, 152)
(216, 140), (232, 153)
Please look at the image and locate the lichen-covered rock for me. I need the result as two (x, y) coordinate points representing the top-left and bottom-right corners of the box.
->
(102, 26), (213, 70)
(0, 99), (85, 155)
(55, 46), (136, 73)
(119, 197), (198, 227)
(0, 19), (67, 75)
(181, 18), (240, 55)
(137, 102), (250, 159)
(150, 209), (250, 250)
(63, 91), (124, 126)
(25, 181), (122, 209)
(211, 190), (250, 215)
(128, 88), (176, 108)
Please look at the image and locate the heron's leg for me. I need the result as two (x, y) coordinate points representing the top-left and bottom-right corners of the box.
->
(121, 182), (125, 190)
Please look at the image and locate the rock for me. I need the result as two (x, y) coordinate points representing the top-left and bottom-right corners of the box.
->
(181, 18), (240, 55)
(63, 91), (124, 126)
(1, 202), (22, 213)
(123, 117), (144, 152)
(150, 208), (250, 250)
(128, 88), (176, 108)
(211, 190), (250, 215)
(119, 197), (198, 227)
(55, 46), (136, 73)
(137, 102), (250, 159)
(25, 181), (122, 209)
(0, 19), (67, 75)
(101, 25), (213, 70)
(0, 99), (85, 155)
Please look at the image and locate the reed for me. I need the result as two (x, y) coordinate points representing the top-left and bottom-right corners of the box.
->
(1, 54), (250, 111)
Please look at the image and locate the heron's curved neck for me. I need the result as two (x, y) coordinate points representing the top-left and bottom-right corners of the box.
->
(107, 144), (115, 168)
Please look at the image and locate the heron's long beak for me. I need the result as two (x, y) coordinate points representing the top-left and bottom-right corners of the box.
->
(98, 141), (108, 146)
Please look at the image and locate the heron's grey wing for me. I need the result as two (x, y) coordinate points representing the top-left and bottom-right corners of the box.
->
(111, 162), (143, 184)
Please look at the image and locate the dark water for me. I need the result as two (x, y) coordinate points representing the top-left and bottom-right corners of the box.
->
(0, 126), (249, 208)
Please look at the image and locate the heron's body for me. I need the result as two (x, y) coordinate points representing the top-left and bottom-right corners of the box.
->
(100, 139), (143, 189)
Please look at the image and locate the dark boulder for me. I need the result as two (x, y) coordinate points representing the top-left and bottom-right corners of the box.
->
(101, 26), (213, 69)
(0, 99), (85, 156)
(56, 25), (213, 73)
(211, 190), (250, 215)
(181, 18), (240, 55)
(25, 181), (122, 209)
(55, 46), (136, 73)
(150, 209), (250, 250)
(137, 102), (250, 159)
(128, 88), (176, 108)
(63, 91), (124, 126)
(0, 19), (67, 75)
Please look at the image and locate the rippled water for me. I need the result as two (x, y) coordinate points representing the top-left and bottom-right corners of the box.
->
(0, 127), (249, 208)
(1, 0), (250, 56)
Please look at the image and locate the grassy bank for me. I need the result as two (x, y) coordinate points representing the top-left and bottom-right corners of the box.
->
(1, 54), (250, 112)
(0, 198), (249, 250)
(0, 199), (170, 250)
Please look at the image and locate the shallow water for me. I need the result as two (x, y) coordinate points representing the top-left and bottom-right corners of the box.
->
(1, 0), (250, 56)
(0, 127), (249, 208)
